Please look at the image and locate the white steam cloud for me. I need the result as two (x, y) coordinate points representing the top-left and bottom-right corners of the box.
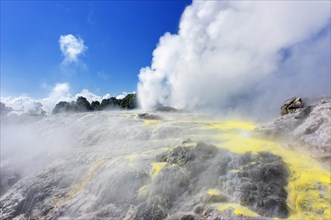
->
(59, 34), (87, 64)
(138, 1), (331, 118)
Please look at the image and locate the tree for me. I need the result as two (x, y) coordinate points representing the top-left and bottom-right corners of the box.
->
(119, 94), (137, 109)
(52, 101), (71, 114)
(75, 96), (92, 112)
(100, 97), (119, 110)
(91, 101), (101, 111)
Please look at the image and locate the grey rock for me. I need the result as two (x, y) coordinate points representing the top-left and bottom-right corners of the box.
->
(138, 113), (161, 120)
(1, 143), (288, 220)
(256, 96), (331, 164)
(280, 97), (304, 116)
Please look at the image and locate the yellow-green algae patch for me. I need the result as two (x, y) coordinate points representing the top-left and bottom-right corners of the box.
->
(213, 203), (259, 217)
(203, 120), (331, 219)
(150, 162), (167, 178)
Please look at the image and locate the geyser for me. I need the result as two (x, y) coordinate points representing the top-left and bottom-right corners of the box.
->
(138, 0), (330, 117)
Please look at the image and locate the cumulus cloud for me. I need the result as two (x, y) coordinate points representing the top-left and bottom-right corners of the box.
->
(0, 96), (44, 115)
(59, 34), (87, 64)
(75, 89), (111, 103)
(1, 83), (113, 114)
(137, 0), (331, 118)
(41, 82), (72, 111)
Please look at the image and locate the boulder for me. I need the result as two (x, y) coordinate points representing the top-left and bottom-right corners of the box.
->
(280, 97), (304, 116)
(138, 113), (161, 120)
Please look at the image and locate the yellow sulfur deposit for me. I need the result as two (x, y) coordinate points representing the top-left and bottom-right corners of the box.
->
(150, 162), (167, 178)
(213, 202), (259, 217)
(121, 113), (138, 119)
(208, 188), (221, 196)
(204, 120), (331, 220)
(206, 121), (257, 131)
(142, 119), (161, 126)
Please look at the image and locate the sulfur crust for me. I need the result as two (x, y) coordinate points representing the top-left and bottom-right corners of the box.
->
(212, 202), (259, 217)
(143, 119), (161, 126)
(150, 162), (168, 178)
(203, 120), (331, 220)
(208, 188), (221, 196)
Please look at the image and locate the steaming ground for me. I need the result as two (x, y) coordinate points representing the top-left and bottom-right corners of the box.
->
(1, 111), (330, 219)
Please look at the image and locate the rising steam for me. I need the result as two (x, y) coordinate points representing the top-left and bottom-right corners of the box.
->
(138, 1), (330, 118)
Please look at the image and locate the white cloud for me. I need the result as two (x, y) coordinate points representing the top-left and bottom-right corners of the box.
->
(1, 83), (114, 114)
(116, 92), (128, 100)
(0, 96), (44, 115)
(75, 89), (111, 103)
(137, 0), (331, 118)
(116, 91), (136, 100)
(41, 82), (72, 112)
(59, 34), (87, 64)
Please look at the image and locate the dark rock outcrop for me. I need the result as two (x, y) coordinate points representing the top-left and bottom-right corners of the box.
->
(280, 97), (304, 116)
(152, 143), (289, 219)
(138, 113), (161, 120)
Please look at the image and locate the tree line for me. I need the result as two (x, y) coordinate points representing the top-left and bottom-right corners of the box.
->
(52, 93), (137, 114)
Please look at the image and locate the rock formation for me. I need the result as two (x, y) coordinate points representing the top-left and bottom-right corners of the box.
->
(0, 142), (289, 219)
(280, 97), (304, 116)
(256, 96), (331, 164)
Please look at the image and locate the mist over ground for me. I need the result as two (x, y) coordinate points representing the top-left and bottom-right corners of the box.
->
(138, 1), (330, 118)
(1, 1), (331, 219)
(1, 107), (330, 219)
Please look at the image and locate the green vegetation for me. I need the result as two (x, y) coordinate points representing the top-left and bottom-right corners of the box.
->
(52, 93), (137, 114)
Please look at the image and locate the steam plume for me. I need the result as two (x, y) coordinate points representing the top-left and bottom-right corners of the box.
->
(138, 0), (330, 118)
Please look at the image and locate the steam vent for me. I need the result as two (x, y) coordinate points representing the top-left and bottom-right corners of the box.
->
(1, 98), (330, 220)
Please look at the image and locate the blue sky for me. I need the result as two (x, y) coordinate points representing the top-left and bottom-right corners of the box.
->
(1, 0), (191, 98)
